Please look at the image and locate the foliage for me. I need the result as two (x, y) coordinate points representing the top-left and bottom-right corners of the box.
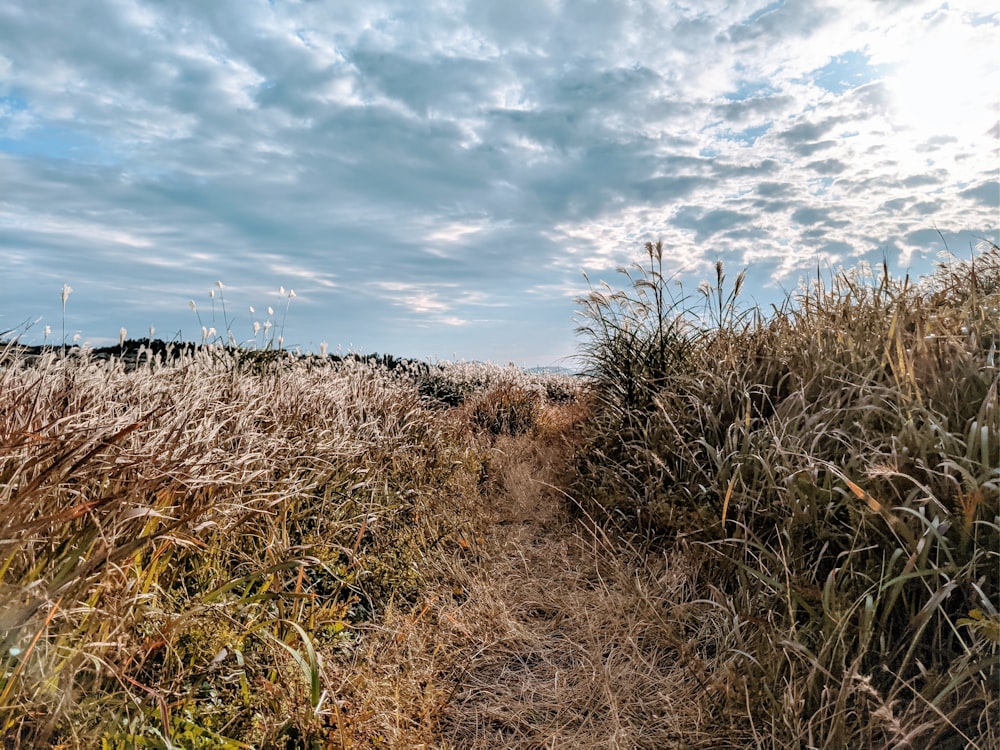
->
(0, 345), (581, 747)
(8, 236), (999, 747)
(574, 240), (1000, 747)
(467, 381), (540, 437)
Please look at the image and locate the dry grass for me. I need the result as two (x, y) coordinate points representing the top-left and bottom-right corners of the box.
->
(3, 241), (997, 748)
(350, 395), (712, 750)
(2, 344), (638, 749)
(0, 346), (506, 748)
(436, 527), (704, 749)
(574, 240), (1000, 748)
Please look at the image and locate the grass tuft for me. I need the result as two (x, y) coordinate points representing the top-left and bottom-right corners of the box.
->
(573, 240), (1000, 746)
(0, 337), (587, 747)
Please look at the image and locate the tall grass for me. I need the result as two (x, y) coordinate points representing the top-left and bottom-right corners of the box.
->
(5, 241), (996, 746)
(575, 241), (1000, 747)
(0, 344), (508, 747)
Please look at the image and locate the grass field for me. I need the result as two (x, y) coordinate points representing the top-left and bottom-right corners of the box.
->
(574, 240), (999, 747)
(1, 242), (997, 748)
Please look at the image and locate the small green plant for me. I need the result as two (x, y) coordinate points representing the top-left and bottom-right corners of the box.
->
(575, 240), (693, 416)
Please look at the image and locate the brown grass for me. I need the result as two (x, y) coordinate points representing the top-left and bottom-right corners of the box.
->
(574, 241), (1000, 748)
(4, 242), (997, 748)
(349, 395), (721, 749)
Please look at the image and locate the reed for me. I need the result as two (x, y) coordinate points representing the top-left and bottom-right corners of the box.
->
(0, 343), (555, 747)
(574, 240), (1000, 746)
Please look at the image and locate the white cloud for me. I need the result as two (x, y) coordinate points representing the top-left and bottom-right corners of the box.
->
(0, 206), (152, 249)
(0, 0), (995, 363)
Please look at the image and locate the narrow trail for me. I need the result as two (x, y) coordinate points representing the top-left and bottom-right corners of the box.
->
(430, 415), (703, 749)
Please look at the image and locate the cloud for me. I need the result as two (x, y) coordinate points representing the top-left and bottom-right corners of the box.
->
(791, 207), (849, 228)
(673, 206), (756, 243)
(806, 158), (847, 175)
(902, 174), (943, 189)
(713, 95), (795, 124)
(0, 0), (997, 364)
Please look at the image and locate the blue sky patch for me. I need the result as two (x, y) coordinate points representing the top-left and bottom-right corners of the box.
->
(724, 80), (779, 102)
(725, 124), (771, 146)
(0, 94), (30, 114)
(0, 125), (116, 165)
(809, 51), (889, 95)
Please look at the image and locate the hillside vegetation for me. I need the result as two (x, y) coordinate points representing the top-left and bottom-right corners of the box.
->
(574, 240), (999, 747)
(0, 344), (580, 748)
(0, 241), (997, 748)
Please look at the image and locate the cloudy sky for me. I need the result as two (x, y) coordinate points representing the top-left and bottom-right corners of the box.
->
(1, 0), (997, 365)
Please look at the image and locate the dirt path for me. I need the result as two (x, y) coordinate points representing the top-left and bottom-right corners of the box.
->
(430, 423), (703, 749)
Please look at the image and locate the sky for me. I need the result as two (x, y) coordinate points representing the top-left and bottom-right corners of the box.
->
(0, 0), (997, 367)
